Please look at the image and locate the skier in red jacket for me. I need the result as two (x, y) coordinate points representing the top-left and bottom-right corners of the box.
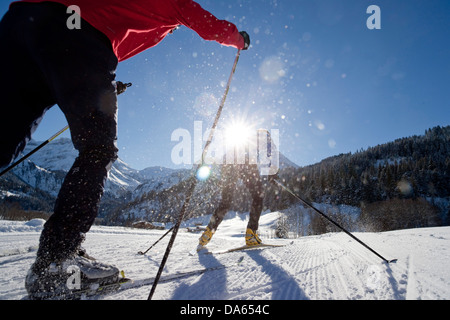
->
(0, 0), (250, 299)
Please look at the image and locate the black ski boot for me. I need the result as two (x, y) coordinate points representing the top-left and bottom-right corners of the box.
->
(25, 249), (120, 300)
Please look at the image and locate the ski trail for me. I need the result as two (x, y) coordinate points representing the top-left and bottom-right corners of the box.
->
(220, 235), (380, 300)
(304, 237), (366, 299)
(401, 252), (449, 300)
(331, 233), (406, 300)
(270, 236), (341, 299)
(0, 246), (37, 258)
(1, 220), (449, 300)
(0, 252), (36, 266)
(263, 233), (409, 300)
(224, 248), (306, 300)
(0, 252), (35, 299)
(397, 254), (414, 300)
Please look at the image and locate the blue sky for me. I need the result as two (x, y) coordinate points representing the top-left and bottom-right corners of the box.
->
(1, 0), (449, 170)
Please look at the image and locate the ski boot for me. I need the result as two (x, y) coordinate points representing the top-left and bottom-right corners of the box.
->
(245, 228), (262, 246)
(25, 249), (120, 300)
(197, 226), (214, 252)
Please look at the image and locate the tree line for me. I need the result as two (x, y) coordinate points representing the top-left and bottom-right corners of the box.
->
(274, 125), (450, 234)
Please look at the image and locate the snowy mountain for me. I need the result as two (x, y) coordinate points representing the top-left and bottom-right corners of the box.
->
(19, 138), (142, 197)
(131, 166), (191, 200)
(0, 215), (449, 301)
(0, 138), (188, 220)
(21, 138), (78, 172)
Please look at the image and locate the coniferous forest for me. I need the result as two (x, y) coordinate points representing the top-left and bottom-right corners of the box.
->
(272, 125), (450, 234)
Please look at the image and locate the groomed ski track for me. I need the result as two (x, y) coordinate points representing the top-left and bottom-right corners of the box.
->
(0, 214), (449, 300)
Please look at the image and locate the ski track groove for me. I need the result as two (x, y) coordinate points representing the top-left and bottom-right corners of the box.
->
(281, 239), (333, 299)
(404, 254), (417, 300)
(324, 239), (371, 299)
(221, 239), (370, 300)
(401, 253), (449, 300)
(267, 236), (388, 300)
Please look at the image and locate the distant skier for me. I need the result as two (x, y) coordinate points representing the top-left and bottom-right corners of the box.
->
(198, 129), (279, 251)
(0, 0), (249, 299)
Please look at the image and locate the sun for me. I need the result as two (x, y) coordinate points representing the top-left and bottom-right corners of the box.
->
(224, 119), (254, 148)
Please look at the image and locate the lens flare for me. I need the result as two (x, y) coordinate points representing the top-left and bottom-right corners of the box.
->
(224, 119), (253, 148)
(196, 165), (211, 181)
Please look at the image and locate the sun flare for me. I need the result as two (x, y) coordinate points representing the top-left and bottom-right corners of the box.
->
(224, 119), (254, 148)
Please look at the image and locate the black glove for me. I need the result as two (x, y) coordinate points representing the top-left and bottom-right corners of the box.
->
(239, 31), (250, 50)
(117, 81), (132, 95)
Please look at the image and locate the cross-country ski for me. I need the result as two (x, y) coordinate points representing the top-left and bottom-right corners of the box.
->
(205, 243), (287, 255)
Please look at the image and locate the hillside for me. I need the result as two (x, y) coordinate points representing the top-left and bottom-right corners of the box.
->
(277, 126), (450, 231)
(285, 125), (450, 205)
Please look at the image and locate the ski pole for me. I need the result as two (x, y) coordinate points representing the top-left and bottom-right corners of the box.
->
(137, 194), (208, 255)
(272, 179), (397, 264)
(148, 50), (241, 300)
(201, 50), (241, 163)
(0, 126), (69, 178)
(137, 226), (174, 255)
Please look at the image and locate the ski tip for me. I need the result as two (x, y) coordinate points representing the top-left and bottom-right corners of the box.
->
(384, 258), (398, 264)
(196, 245), (209, 253)
(121, 278), (133, 284)
(389, 259), (398, 264)
(189, 247), (208, 256)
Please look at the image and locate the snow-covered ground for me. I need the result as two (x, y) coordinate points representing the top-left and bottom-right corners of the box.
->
(0, 212), (449, 300)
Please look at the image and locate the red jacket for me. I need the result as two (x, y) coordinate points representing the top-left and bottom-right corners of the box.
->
(15, 0), (245, 61)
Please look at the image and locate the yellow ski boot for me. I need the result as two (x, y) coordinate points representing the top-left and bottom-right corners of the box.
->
(245, 228), (262, 246)
(197, 227), (214, 251)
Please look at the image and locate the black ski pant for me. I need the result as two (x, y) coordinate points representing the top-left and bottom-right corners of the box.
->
(0, 2), (119, 268)
(207, 164), (264, 232)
